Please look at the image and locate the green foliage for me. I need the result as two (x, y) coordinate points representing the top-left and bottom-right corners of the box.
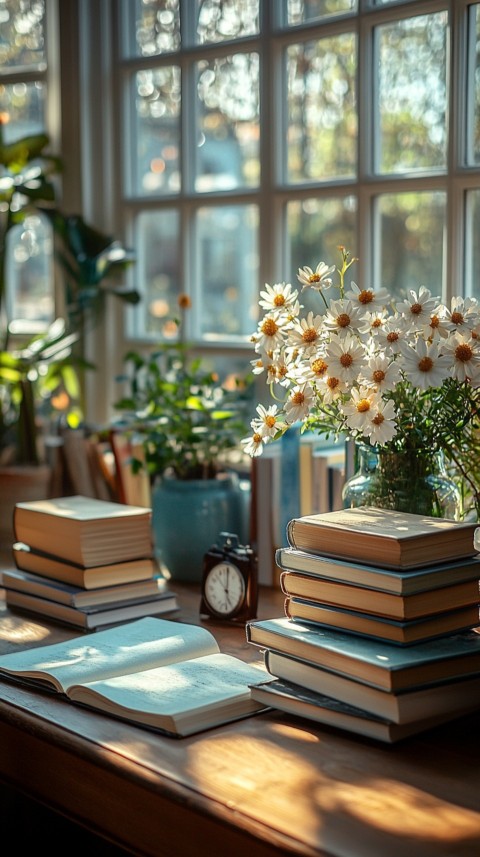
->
(0, 126), (140, 465)
(114, 327), (252, 481)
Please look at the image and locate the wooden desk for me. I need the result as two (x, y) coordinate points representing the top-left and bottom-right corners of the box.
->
(0, 581), (479, 857)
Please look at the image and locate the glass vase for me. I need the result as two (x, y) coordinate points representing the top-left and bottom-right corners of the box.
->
(342, 443), (462, 520)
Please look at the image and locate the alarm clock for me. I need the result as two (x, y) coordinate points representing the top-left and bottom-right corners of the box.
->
(200, 532), (258, 622)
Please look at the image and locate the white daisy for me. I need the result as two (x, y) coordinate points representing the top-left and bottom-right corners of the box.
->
(364, 398), (398, 445)
(359, 353), (402, 393)
(316, 374), (348, 404)
(399, 338), (450, 390)
(326, 332), (367, 383)
(251, 403), (284, 439)
(396, 286), (440, 328)
(241, 431), (267, 457)
(287, 311), (324, 356)
(254, 314), (285, 355)
(284, 383), (316, 423)
(421, 306), (450, 342)
(323, 298), (369, 337)
(376, 316), (412, 355)
(259, 281), (299, 317)
(297, 261), (335, 291)
(441, 332), (480, 382)
(291, 353), (330, 385)
(442, 296), (480, 334)
(344, 282), (391, 312)
(340, 385), (382, 435)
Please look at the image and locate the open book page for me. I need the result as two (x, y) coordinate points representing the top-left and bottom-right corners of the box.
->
(0, 617), (220, 693)
(67, 653), (269, 736)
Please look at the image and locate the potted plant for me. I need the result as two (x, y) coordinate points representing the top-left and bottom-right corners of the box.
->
(113, 295), (253, 581)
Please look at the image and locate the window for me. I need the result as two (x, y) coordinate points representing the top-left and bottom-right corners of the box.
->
(0, 0), (55, 333)
(111, 0), (480, 358)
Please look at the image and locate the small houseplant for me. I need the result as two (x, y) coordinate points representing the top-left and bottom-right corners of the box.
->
(113, 295), (253, 580)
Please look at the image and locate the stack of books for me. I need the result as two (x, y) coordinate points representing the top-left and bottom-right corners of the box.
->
(246, 507), (480, 743)
(1, 495), (178, 630)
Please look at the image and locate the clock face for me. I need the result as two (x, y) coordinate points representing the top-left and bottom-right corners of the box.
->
(204, 561), (246, 616)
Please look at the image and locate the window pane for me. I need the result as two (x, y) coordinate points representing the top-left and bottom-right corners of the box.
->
(129, 0), (180, 57)
(377, 13), (448, 173)
(196, 204), (258, 338)
(131, 66), (181, 197)
(287, 34), (357, 183)
(196, 53), (260, 192)
(466, 190), (480, 299)
(196, 0), (259, 44)
(469, 4), (480, 165)
(6, 213), (54, 329)
(0, 0), (45, 68)
(287, 0), (356, 25)
(0, 81), (45, 142)
(377, 192), (446, 300)
(132, 209), (181, 338)
(287, 195), (357, 314)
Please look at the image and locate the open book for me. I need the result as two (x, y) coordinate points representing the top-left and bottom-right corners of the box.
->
(0, 617), (268, 737)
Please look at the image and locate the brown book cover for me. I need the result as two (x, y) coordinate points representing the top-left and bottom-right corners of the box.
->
(286, 507), (478, 570)
(280, 571), (480, 620)
(13, 495), (153, 568)
(284, 597), (480, 645)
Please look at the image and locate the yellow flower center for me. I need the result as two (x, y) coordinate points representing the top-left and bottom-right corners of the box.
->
(309, 273), (321, 283)
(337, 313), (351, 328)
(372, 369), (386, 383)
(262, 318), (278, 336)
(265, 415), (276, 428)
(410, 302), (422, 315)
(340, 353), (353, 367)
(253, 432), (262, 443)
(455, 343), (473, 363)
(451, 310), (464, 325)
(371, 318), (382, 328)
(418, 356), (434, 372)
(357, 399), (371, 413)
(372, 413), (385, 426)
(430, 315), (440, 329)
(303, 327), (318, 344)
(327, 377), (340, 390)
(311, 358), (328, 377)
(358, 290), (374, 305)
(273, 294), (285, 306)
(292, 391), (305, 405)
(278, 365), (288, 378)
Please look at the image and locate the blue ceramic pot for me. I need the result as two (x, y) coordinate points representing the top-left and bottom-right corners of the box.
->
(151, 472), (249, 582)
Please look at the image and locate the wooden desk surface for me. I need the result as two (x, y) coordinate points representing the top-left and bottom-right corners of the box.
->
(0, 573), (479, 857)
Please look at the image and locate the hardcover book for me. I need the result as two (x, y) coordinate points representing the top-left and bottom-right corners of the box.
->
(5, 588), (179, 631)
(275, 548), (480, 595)
(279, 571), (480, 620)
(2, 568), (169, 609)
(284, 597), (480, 645)
(249, 678), (477, 743)
(0, 617), (268, 736)
(13, 495), (153, 568)
(13, 542), (158, 589)
(246, 616), (480, 691)
(264, 649), (480, 724)
(286, 507), (478, 570)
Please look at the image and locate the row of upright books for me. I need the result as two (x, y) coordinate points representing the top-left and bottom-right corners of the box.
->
(1, 495), (178, 630)
(246, 506), (480, 743)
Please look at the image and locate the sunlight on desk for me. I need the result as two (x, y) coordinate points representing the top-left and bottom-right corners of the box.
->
(0, 614), (51, 644)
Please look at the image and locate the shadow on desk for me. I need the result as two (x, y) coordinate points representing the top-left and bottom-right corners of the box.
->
(0, 782), (132, 856)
